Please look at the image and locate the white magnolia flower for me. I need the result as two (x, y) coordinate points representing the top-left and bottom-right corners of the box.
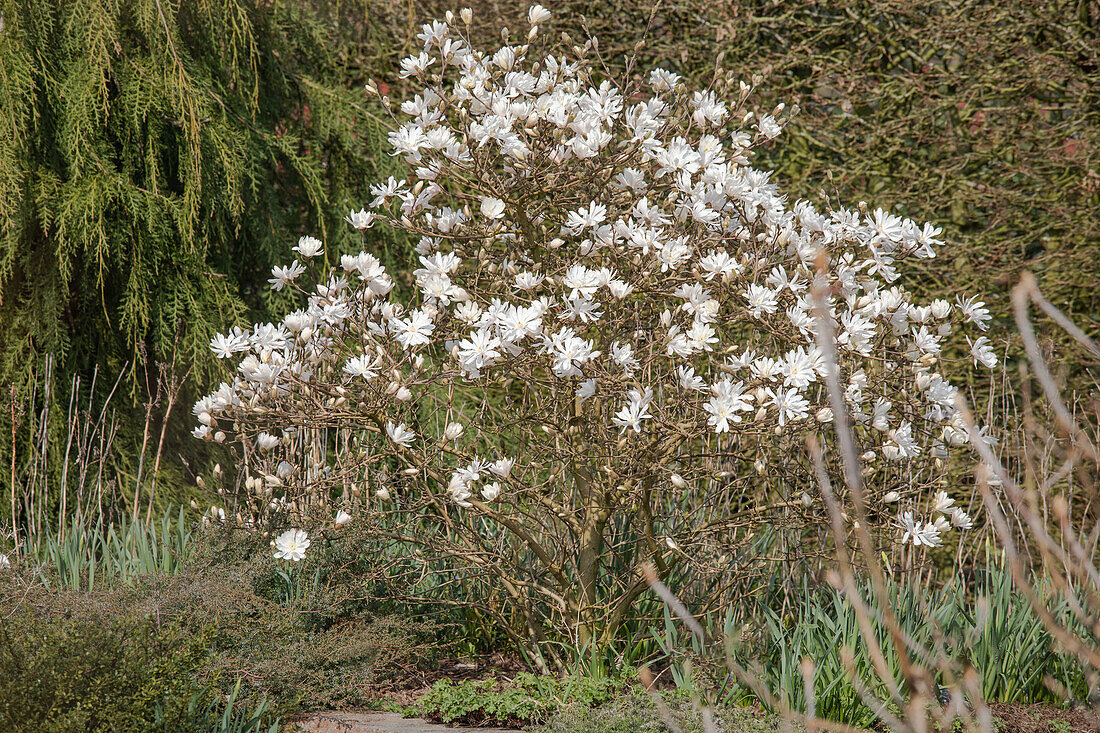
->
(677, 365), (706, 391)
(481, 482), (503, 501)
(755, 113), (782, 139)
(480, 196), (506, 220)
(932, 490), (956, 514)
(273, 529), (310, 561)
(335, 510), (353, 528)
(0, 553), (10, 570)
(444, 422), (465, 441)
(932, 514), (952, 534)
(956, 295), (992, 330)
(386, 422), (416, 447)
(457, 328), (503, 376)
(576, 378), (597, 401)
(210, 332), (250, 358)
(514, 271), (545, 291)
(255, 432), (280, 450)
(489, 458), (514, 477)
(268, 260), (307, 291)
(293, 236), (323, 258)
(704, 380), (752, 434)
(346, 208), (376, 229)
(649, 68), (682, 92)
(612, 387), (653, 434)
(968, 336), (998, 369)
(398, 52), (433, 78)
(392, 310), (436, 349)
(607, 342), (636, 374)
(344, 353), (381, 379)
(883, 422), (921, 461)
(769, 387), (809, 426)
(951, 508), (974, 529)
(899, 513), (941, 547)
(527, 4), (551, 24)
(744, 284), (779, 318)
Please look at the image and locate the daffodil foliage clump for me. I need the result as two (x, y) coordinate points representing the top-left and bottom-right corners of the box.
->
(195, 5), (998, 659)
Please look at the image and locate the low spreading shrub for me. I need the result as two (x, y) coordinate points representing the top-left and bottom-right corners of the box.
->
(416, 672), (626, 726)
(0, 592), (215, 731)
(416, 674), (791, 733)
(0, 520), (439, 728)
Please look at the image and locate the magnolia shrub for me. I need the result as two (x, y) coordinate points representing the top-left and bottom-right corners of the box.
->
(194, 5), (997, 657)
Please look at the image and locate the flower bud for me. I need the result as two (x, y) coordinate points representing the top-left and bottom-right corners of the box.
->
(883, 491), (901, 503)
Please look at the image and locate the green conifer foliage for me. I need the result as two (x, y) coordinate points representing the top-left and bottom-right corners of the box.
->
(1, 0), (403, 382)
(0, 0), (403, 523)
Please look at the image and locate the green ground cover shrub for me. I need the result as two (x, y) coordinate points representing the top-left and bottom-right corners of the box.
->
(0, 516), (439, 728)
(416, 673), (791, 732)
(0, 593), (216, 730)
(416, 673), (628, 726)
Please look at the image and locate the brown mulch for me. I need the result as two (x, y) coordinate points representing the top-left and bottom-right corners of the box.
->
(986, 702), (1100, 733)
(377, 653), (528, 707)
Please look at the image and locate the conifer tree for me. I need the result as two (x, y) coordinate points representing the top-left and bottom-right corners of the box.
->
(0, 0), (403, 521)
